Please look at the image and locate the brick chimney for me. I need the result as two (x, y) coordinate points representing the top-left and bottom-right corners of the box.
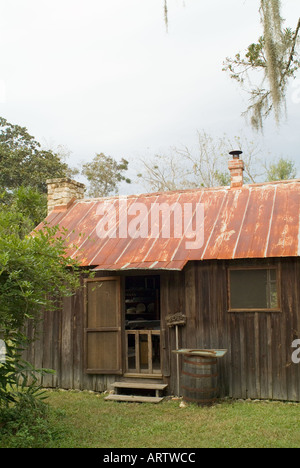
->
(228, 150), (244, 188)
(46, 178), (85, 214)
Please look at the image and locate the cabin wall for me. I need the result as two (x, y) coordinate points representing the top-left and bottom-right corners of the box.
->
(24, 277), (118, 392)
(161, 262), (229, 397)
(163, 258), (300, 401)
(25, 258), (300, 401)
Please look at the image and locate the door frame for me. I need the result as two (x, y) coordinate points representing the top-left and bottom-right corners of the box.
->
(84, 276), (123, 375)
(83, 273), (163, 378)
(123, 274), (162, 378)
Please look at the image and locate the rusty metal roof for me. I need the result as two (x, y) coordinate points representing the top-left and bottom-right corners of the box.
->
(36, 180), (300, 270)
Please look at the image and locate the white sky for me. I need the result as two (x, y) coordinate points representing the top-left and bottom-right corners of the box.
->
(0, 0), (299, 193)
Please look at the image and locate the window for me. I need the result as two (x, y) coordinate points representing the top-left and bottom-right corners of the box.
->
(228, 267), (280, 312)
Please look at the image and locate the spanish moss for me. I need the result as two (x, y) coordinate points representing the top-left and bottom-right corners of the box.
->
(260, 0), (284, 122)
(164, 0), (168, 33)
(223, 0), (300, 130)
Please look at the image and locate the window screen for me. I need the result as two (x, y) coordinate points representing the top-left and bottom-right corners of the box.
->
(229, 268), (279, 311)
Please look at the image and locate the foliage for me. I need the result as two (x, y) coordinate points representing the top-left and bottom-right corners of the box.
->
(0, 193), (82, 405)
(0, 222), (80, 331)
(0, 330), (59, 448)
(223, 2), (300, 130)
(0, 393), (61, 448)
(0, 140), (84, 444)
(0, 330), (53, 406)
(0, 116), (131, 204)
(265, 156), (297, 181)
(0, 118), (86, 444)
(9, 186), (47, 227)
(0, 206), (82, 437)
(0, 186), (47, 237)
(81, 152), (131, 198)
(0, 117), (70, 193)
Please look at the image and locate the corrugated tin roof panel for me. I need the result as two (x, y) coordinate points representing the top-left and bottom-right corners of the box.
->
(36, 180), (300, 269)
(93, 259), (187, 271)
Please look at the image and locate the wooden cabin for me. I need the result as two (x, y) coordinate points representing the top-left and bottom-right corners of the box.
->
(28, 153), (300, 402)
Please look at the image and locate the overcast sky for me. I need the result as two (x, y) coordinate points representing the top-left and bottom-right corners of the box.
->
(0, 0), (299, 193)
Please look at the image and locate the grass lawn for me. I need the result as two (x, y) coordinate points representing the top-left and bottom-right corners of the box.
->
(34, 390), (300, 448)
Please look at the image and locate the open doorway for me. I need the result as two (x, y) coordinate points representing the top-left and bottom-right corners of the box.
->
(124, 275), (161, 376)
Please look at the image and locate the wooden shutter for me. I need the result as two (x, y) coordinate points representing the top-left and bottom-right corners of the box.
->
(84, 277), (122, 374)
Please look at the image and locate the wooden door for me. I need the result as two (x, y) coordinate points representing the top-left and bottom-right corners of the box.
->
(84, 277), (122, 374)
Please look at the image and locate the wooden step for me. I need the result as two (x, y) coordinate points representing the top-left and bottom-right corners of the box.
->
(110, 381), (168, 399)
(123, 373), (163, 379)
(111, 382), (167, 391)
(105, 380), (168, 403)
(105, 394), (164, 404)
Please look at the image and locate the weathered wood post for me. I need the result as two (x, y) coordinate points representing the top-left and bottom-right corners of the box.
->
(166, 313), (186, 396)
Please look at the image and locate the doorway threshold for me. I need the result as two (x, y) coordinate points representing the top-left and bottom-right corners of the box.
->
(124, 372), (163, 380)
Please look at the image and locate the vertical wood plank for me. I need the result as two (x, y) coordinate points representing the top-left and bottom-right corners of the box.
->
(160, 272), (171, 378)
(52, 307), (61, 388)
(33, 318), (44, 386)
(73, 285), (84, 390)
(125, 331), (129, 373)
(42, 310), (54, 387)
(148, 331), (153, 374)
(184, 262), (197, 349)
(135, 331), (140, 373)
(61, 296), (73, 389)
(258, 314), (269, 399)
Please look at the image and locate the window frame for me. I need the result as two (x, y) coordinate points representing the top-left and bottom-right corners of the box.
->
(227, 265), (281, 313)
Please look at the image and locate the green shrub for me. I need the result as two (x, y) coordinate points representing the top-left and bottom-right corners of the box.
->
(0, 394), (61, 448)
(0, 332), (61, 447)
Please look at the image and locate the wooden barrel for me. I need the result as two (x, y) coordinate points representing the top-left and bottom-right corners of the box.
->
(181, 354), (218, 406)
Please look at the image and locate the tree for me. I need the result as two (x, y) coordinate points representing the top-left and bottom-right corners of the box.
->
(137, 130), (298, 191)
(0, 187), (47, 238)
(165, 1), (299, 130)
(0, 203), (82, 406)
(0, 117), (70, 193)
(0, 222), (80, 331)
(81, 153), (131, 198)
(137, 130), (272, 191)
(223, 2), (300, 130)
(265, 157), (297, 181)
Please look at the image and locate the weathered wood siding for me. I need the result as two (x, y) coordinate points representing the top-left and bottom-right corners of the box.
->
(24, 278), (118, 392)
(25, 258), (300, 401)
(164, 259), (300, 401)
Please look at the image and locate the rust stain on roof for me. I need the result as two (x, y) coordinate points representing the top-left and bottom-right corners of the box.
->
(35, 180), (300, 271)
